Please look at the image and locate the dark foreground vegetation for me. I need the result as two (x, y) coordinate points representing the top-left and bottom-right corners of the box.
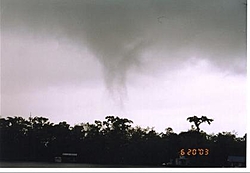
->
(0, 115), (246, 167)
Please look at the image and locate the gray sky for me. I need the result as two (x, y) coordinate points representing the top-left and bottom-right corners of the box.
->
(0, 0), (247, 136)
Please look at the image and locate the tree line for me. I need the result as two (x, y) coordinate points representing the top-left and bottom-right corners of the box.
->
(0, 115), (246, 167)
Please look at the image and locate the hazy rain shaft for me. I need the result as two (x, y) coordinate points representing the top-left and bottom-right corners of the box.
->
(1, 0), (246, 105)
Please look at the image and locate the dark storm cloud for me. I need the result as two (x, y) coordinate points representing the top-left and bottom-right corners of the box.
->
(1, 0), (246, 97)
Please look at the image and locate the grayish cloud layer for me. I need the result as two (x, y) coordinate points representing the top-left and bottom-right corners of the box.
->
(0, 0), (247, 135)
(1, 0), (246, 99)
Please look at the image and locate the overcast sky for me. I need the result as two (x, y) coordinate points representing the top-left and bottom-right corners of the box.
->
(0, 0), (247, 136)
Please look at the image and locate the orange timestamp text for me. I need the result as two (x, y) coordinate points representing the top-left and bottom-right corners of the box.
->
(180, 148), (209, 156)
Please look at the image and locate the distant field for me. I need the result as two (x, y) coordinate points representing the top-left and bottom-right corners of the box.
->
(0, 161), (151, 168)
(0, 161), (238, 168)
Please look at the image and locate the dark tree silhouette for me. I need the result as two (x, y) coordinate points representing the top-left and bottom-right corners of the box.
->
(187, 115), (213, 132)
(0, 115), (246, 167)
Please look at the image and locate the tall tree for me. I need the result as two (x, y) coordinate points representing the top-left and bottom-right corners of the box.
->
(187, 115), (213, 132)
